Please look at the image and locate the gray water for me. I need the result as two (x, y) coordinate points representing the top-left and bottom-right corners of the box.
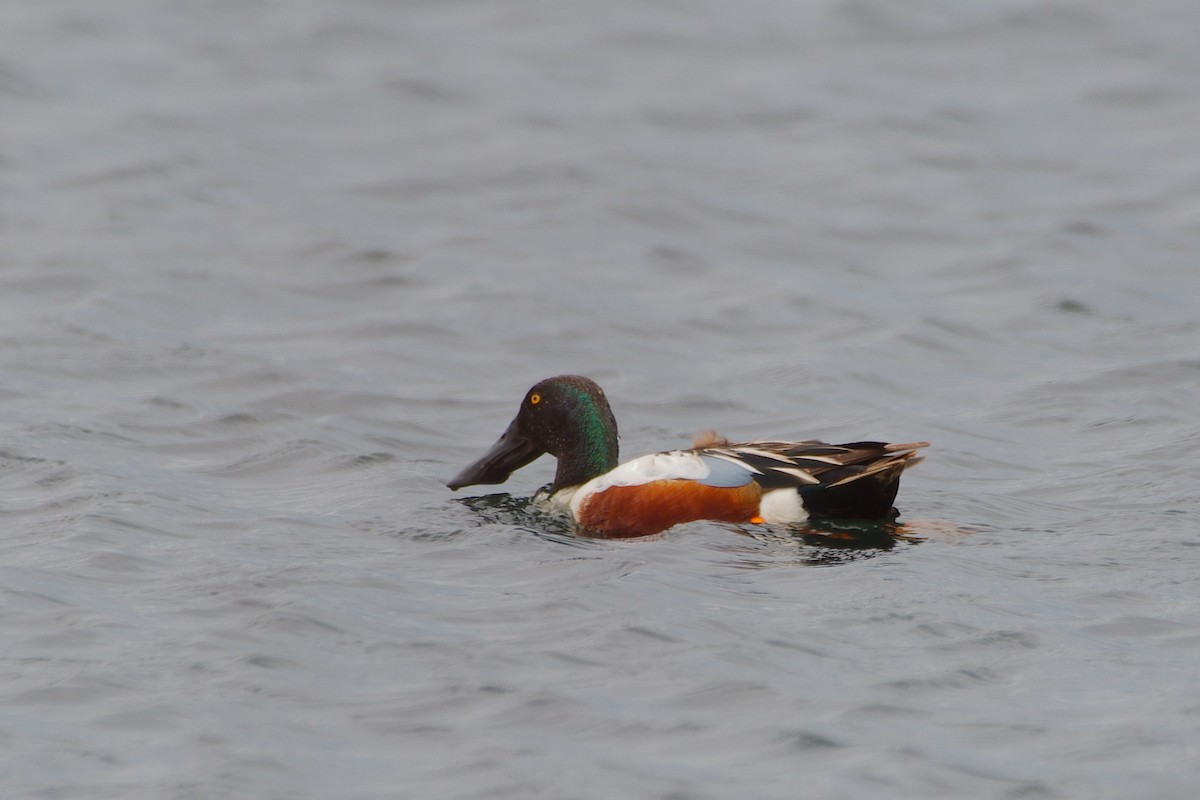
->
(3, 1), (1200, 798)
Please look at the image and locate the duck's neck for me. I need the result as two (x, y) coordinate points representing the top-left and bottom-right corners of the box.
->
(551, 392), (619, 491)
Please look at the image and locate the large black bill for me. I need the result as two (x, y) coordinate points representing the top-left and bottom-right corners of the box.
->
(446, 419), (544, 490)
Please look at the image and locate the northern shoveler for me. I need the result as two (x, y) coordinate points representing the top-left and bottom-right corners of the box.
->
(447, 375), (928, 538)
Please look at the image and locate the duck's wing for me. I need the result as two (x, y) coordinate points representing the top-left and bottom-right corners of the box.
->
(699, 440), (929, 490)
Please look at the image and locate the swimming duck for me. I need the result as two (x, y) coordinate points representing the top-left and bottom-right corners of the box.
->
(447, 375), (927, 537)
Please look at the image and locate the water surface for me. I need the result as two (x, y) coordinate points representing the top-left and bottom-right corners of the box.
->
(2, 1), (1199, 798)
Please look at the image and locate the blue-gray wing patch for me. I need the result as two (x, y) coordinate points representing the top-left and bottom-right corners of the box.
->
(696, 454), (755, 487)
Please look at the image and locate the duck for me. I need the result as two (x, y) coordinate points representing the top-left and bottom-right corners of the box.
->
(447, 375), (928, 538)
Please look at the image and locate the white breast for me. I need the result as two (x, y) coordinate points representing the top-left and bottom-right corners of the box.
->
(563, 451), (712, 517)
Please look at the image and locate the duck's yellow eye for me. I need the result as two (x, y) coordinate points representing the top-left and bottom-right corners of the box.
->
(529, 393), (541, 405)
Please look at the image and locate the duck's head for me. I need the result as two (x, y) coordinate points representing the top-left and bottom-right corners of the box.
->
(447, 375), (620, 493)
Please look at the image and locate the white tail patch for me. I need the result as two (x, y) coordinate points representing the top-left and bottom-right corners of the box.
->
(759, 488), (808, 524)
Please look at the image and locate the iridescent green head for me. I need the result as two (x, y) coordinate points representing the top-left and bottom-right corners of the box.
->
(447, 375), (620, 492)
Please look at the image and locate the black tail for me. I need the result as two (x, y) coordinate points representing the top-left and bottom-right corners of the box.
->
(799, 466), (904, 520)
